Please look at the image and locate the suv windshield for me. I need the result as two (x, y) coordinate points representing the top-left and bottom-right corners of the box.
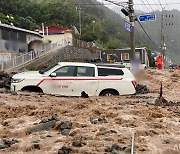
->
(39, 64), (58, 74)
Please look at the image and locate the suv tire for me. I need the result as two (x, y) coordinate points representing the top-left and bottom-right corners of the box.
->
(101, 90), (116, 96)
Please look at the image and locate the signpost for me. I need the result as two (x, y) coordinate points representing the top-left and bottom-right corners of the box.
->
(139, 14), (156, 22)
(125, 23), (132, 32)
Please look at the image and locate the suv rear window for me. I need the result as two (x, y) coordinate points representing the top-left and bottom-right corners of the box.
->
(98, 68), (124, 76)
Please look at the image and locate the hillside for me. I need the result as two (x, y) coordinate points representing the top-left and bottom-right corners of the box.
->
(1, 0), (179, 64)
(111, 6), (180, 64)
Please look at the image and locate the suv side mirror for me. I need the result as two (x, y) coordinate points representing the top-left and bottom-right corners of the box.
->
(50, 73), (56, 77)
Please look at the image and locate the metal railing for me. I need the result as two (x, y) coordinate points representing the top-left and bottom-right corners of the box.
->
(0, 39), (69, 71)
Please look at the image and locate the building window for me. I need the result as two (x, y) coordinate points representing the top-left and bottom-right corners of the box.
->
(1, 28), (10, 40)
(10, 31), (17, 41)
(121, 53), (129, 60)
(18, 32), (26, 43)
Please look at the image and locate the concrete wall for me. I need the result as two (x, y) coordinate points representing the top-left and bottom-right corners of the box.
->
(25, 46), (100, 70)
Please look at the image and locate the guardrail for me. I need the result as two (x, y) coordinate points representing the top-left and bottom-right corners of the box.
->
(0, 39), (68, 71)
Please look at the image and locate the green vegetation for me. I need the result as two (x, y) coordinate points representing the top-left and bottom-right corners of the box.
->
(0, 0), (179, 63)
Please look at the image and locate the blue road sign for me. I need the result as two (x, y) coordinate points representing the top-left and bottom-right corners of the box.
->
(139, 14), (156, 22)
(125, 23), (132, 32)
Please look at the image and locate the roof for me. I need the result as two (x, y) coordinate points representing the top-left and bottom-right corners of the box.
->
(36, 24), (73, 35)
(103, 47), (147, 51)
(95, 63), (125, 68)
(0, 23), (43, 38)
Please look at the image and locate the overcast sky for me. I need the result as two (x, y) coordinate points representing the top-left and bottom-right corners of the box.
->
(98, 0), (180, 12)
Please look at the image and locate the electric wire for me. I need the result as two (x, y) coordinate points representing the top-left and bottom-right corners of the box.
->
(137, 19), (159, 49)
(144, 0), (155, 12)
(140, 0), (151, 12)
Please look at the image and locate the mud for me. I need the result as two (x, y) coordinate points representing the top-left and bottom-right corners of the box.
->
(0, 69), (179, 154)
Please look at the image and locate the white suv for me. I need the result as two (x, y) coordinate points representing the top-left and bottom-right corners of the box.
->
(11, 62), (136, 96)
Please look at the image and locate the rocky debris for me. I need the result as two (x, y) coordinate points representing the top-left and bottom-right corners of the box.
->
(0, 72), (16, 90)
(81, 91), (89, 98)
(105, 144), (131, 153)
(30, 115), (59, 133)
(57, 121), (72, 136)
(61, 129), (71, 136)
(155, 97), (170, 106)
(90, 116), (108, 124)
(58, 146), (72, 154)
(136, 84), (149, 94)
(0, 138), (18, 149)
(72, 140), (86, 147)
(33, 143), (41, 150)
(105, 144), (123, 152)
(57, 121), (72, 131)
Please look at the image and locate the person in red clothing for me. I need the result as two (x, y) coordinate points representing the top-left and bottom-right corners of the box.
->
(156, 54), (163, 69)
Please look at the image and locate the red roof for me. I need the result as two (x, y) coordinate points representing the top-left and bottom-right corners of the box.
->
(36, 24), (73, 35)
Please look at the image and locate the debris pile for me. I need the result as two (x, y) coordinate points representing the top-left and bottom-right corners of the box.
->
(136, 84), (149, 94)
(0, 72), (16, 90)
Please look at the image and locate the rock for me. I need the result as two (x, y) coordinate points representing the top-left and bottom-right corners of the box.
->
(89, 117), (98, 124)
(61, 129), (70, 136)
(90, 117), (107, 124)
(69, 131), (77, 137)
(72, 140), (86, 147)
(58, 121), (72, 131)
(30, 120), (56, 133)
(33, 143), (40, 150)
(105, 144), (123, 153)
(51, 114), (59, 121)
(0, 139), (6, 149)
(136, 84), (149, 94)
(124, 146), (131, 153)
(58, 146), (72, 154)
(155, 96), (170, 106)
(0, 139), (18, 149)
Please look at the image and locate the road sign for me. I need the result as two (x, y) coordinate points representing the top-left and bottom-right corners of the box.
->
(125, 23), (132, 32)
(139, 14), (156, 22)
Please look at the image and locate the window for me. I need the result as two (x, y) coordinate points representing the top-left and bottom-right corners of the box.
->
(121, 53), (129, 60)
(1, 28), (10, 40)
(54, 66), (76, 77)
(98, 68), (124, 76)
(10, 31), (17, 41)
(77, 67), (95, 77)
(18, 32), (26, 42)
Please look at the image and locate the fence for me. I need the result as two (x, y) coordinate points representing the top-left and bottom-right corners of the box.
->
(0, 39), (69, 71)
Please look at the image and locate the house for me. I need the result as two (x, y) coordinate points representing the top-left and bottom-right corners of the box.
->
(0, 23), (43, 61)
(101, 47), (149, 67)
(36, 24), (74, 45)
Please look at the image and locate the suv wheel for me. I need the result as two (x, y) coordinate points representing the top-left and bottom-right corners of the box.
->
(101, 90), (116, 96)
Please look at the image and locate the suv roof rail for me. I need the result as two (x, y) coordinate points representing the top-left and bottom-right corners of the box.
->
(94, 63), (125, 68)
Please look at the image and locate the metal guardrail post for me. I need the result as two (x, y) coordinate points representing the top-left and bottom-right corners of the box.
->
(1, 61), (4, 71)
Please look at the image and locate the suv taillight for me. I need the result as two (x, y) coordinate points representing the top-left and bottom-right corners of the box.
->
(131, 80), (136, 89)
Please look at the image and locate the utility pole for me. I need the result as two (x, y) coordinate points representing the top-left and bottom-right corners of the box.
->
(128, 0), (135, 60)
(78, 0), (82, 35)
(160, 10), (165, 68)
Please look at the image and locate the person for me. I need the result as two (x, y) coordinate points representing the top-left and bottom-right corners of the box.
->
(108, 55), (115, 63)
(156, 54), (163, 69)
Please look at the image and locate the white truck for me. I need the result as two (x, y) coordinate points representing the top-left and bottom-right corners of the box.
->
(11, 62), (136, 96)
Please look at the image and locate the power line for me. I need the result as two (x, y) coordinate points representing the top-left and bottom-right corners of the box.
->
(144, 0), (155, 12)
(157, 0), (164, 10)
(164, 0), (170, 10)
(137, 19), (159, 49)
(140, 0), (151, 12)
(152, 0), (161, 10)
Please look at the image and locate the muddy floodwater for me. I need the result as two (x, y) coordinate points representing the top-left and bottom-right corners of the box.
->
(0, 69), (179, 154)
